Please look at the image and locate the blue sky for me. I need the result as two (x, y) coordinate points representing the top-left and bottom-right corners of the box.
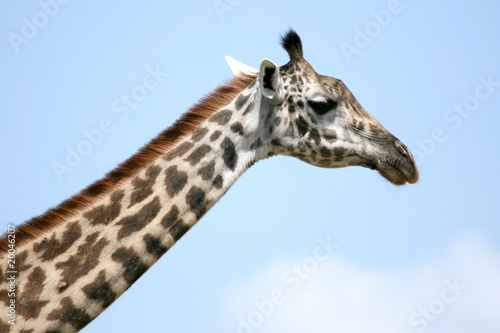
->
(1, 1), (499, 332)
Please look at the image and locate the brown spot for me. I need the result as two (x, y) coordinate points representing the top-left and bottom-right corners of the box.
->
(129, 165), (161, 207)
(55, 233), (109, 286)
(221, 137), (238, 171)
(191, 127), (209, 141)
(18, 267), (49, 320)
(185, 144), (212, 166)
(210, 130), (222, 142)
(235, 93), (250, 110)
(296, 116), (309, 136)
(0, 289), (8, 307)
(209, 109), (232, 125)
(310, 128), (321, 145)
(161, 205), (181, 229)
(323, 130), (337, 142)
(33, 221), (82, 262)
(369, 123), (383, 135)
(355, 119), (365, 131)
(144, 234), (168, 257)
(165, 166), (188, 197)
(271, 139), (282, 147)
(186, 186), (208, 219)
(47, 297), (92, 330)
(213, 175), (224, 189)
(198, 160), (215, 181)
(230, 123), (244, 136)
(164, 141), (194, 161)
(83, 190), (125, 226)
(16, 250), (32, 272)
(0, 263), (12, 306)
(319, 147), (331, 158)
(82, 270), (116, 309)
(0, 320), (11, 333)
(116, 197), (161, 240)
(111, 247), (148, 284)
(161, 206), (190, 241)
(334, 147), (347, 158)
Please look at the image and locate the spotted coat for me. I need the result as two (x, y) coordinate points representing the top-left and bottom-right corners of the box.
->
(0, 30), (417, 332)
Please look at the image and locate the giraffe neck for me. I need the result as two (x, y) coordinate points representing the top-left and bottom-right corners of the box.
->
(0, 75), (266, 332)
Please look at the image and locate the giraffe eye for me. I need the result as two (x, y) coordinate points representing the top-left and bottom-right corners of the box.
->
(307, 99), (338, 115)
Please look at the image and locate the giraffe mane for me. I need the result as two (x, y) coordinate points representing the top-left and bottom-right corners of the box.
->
(0, 72), (258, 254)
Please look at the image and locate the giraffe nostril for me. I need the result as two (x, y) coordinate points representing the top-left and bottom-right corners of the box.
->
(395, 140), (409, 157)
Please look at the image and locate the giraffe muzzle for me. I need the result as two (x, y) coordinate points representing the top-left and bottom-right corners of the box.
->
(375, 140), (419, 185)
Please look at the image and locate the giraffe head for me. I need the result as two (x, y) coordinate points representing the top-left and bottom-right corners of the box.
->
(230, 30), (418, 185)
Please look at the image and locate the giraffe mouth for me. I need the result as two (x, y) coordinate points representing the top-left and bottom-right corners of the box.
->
(374, 158), (419, 185)
(349, 155), (418, 185)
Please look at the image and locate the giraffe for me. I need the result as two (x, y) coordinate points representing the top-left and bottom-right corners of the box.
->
(0, 29), (418, 332)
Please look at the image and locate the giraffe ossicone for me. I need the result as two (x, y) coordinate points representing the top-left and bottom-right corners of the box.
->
(225, 55), (257, 77)
(0, 29), (418, 332)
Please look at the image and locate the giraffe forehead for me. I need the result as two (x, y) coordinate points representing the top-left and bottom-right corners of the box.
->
(280, 63), (347, 101)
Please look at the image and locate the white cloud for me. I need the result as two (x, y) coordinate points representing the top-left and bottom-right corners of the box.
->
(217, 235), (500, 333)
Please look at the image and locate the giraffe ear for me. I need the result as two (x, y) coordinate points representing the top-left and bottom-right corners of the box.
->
(225, 55), (257, 77)
(259, 59), (285, 105)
